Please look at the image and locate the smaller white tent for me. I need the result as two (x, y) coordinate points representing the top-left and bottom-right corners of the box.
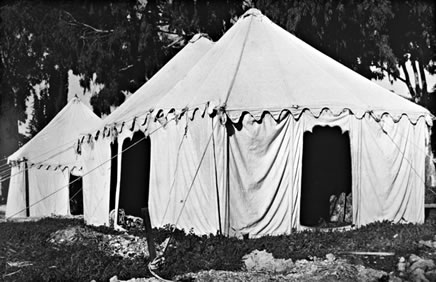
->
(6, 97), (101, 218)
(80, 34), (214, 226)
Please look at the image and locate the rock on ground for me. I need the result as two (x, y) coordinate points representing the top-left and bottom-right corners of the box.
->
(404, 254), (436, 282)
(177, 250), (388, 282)
(242, 249), (293, 273)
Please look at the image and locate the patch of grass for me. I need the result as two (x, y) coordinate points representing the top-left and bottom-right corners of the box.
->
(0, 218), (150, 281)
(1, 218), (435, 281)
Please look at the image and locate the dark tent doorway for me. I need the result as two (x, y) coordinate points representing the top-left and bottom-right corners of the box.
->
(119, 131), (151, 217)
(69, 174), (83, 215)
(109, 141), (118, 212)
(300, 126), (352, 227)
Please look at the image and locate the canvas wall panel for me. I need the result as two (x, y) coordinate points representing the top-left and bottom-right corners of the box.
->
(82, 138), (112, 226)
(227, 113), (302, 237)
(5, 163), (27, 218)
(356, 116), (427, 225)
(149, 115), (227, 235)
(28, 167), (69, 216)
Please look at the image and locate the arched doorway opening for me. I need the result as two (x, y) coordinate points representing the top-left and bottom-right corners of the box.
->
(300, 126), (352, 227)
(119, 131), (151, 217)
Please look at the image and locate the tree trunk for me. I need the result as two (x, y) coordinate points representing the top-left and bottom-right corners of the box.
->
(47, 68), (69, 120)
(55, 69), (69, 113)
(417, 58), (428, 107)
(410, 58), (421, 102)
(400, 60), (416, 100)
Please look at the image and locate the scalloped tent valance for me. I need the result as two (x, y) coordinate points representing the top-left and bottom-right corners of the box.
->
(96, 106), (430, 142)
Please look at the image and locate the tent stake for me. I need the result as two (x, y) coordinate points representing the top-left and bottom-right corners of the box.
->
(142, 207), (156, 260)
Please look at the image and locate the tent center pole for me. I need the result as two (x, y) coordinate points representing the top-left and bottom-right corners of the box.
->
(211, 119), (222, 236)
(114, 138), (123, 229)
(24, 159), (30, 217)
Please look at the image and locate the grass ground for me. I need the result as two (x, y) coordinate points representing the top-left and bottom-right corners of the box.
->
(1, 213), (436, 281)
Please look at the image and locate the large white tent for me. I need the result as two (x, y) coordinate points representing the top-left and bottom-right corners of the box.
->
(6, 97), (101, 218)
(80, 9), (433, 237)
(79, 34), (214, 225)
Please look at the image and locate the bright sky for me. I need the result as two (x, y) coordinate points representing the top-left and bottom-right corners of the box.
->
(371, 60), (436, 99)
(19, 71), (99, 136)
(67, 70), (100, 110)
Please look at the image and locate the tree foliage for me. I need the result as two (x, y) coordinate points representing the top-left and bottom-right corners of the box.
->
(68, 0), (165, 116)
(84, 0), (245, 116)
(1, 2), (45, 157)
(389, 0), (436, 104)
(0, 0), (247, 159)
(256, 0), (435, 105)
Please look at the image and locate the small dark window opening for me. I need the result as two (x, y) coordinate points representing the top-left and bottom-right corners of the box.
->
(69, 174), (83, 215)
(300, 126), (352, 227)
(119, 131), (151, 217)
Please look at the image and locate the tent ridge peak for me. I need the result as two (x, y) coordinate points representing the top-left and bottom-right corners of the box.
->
(224, 14), (254, 105)
(242, 8), (263, 18)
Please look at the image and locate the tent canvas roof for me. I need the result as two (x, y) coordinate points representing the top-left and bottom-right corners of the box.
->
(152, 9), (431, 124)
(94, 34), (214, 131)
(8, 97), (101, 171)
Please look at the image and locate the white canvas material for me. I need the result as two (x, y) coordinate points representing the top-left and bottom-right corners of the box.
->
(81, 137), (111, 226)
(28, 167), (70, 217)
(6, 97), (101, 218)
(80, 10), (433, 237)
(5, 163), (26, 218)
